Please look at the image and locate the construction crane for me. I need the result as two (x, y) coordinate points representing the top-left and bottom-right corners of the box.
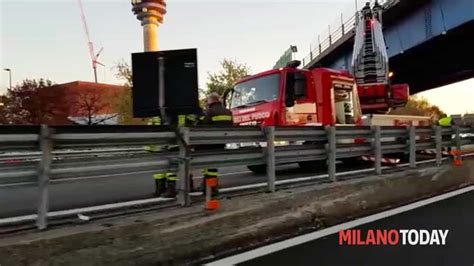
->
(77, 0), (104, 83)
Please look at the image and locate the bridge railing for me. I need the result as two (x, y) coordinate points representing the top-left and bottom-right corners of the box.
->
(301, 0), (396, 68)
(0, 124), (473, 230)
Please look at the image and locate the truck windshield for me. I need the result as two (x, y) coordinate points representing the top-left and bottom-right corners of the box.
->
(231, 74), (280, 108)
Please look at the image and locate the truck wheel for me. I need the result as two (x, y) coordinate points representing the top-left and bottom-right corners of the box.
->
(298, 161), (326, 172)
(247, 165), (267, 174)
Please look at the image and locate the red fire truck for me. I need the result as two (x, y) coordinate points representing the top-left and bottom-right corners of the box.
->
(228, 61), (430, 173)
(227, 2), (432, 172)
(230, 62), (427, 127)
(230, 1), (422, 128)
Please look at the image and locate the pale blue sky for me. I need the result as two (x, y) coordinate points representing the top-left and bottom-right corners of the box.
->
(1, 0), (473, 114)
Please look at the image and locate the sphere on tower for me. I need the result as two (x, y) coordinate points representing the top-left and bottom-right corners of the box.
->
(131, 0), (167, 51)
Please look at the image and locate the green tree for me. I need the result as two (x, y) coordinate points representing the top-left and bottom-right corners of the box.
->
(71, 87), (117, 125)
(389, 96), (446, 120)
(114, 60), (132, 87)
(0, 95), (9, 125)
(206, 58), (251, 97)
(113, 61), (146, 125)
(2, 79), (66, 125)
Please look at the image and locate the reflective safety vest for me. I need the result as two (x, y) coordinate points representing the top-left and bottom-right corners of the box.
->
(211, 115), (233, 123)
(178, 114), (202, 127)
(145, 117), (162, 152)
(144, 144), (162, 152)
(202, 168), (219, 177)
(145, 114), (201, 152)
(202, 102), (233, 126)
(153, 172), (178, 181)
(439, 117), (452, 127)
(148, 115), (200, 127)
(147, 116), (161, 126)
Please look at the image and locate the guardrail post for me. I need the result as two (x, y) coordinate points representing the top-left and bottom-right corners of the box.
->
(318, 35), (322, 54)
(409, 126), (416, 168)
(177, 127), (191, 207)
(454, 126), (462, 159)
(326, 126), (336, 182)
(434, 126), (442, 166)
(328, 25), (332, 46)
(37, 124), (53, 230)
(373, 126), (382, 175)
(265, 126), (276, 193)
(341, 13), (345, 35)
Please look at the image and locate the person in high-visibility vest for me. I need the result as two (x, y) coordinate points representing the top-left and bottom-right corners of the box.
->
(438, 115), (454, 153)
(146, 114), (201, 198)
(198, 92), (233, 196)
(438, 115), (453, 127)
(145, 116), (162, 152)
(145, 116), (170, 197)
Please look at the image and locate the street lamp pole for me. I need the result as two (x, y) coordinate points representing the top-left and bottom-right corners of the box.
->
(3, 68), (12, 90)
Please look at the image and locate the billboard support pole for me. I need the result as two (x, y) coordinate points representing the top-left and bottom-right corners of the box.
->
(158, 56), (170, 125)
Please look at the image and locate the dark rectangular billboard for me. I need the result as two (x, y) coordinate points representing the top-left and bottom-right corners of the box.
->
(131, 48), (200, 118)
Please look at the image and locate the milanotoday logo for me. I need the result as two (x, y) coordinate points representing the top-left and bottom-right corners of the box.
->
(339, 229), (449, 246)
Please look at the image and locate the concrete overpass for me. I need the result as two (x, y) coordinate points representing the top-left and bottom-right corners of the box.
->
(300, 0), (474, 94)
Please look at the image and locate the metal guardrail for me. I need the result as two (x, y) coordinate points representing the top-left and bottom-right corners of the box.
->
(0, 124), (473, 230)
(0, 148), (146, 164)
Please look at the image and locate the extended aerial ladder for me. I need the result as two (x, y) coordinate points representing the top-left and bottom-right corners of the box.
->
(351, 1), (408, 113)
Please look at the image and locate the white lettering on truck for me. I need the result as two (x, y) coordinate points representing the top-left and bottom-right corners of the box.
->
(234, 112), (271, 123)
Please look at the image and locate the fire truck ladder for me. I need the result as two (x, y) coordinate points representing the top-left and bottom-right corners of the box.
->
(351, 2), (389, 86)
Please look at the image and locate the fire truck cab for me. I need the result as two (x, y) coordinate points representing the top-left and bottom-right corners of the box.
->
(231, 62), (362, 128)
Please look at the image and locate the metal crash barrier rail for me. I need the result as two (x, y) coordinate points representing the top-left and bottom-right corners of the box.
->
(0, 124), (473, 230)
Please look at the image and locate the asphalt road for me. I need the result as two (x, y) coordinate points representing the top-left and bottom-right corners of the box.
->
(0, 152), (442, 219)
(1, 162), (361, 218)
(238, 189), (474, 266)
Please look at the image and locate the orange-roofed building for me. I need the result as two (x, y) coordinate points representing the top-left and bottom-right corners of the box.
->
(41, 81), (125, 125)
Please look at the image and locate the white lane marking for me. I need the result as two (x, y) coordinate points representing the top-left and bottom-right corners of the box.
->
(4, 150), (474, 188)
(219, 158), (447, 193)
(0, 157), (466, 225)
(0, 182), (36, 188)
(207, 185), (474, 266)
(28, 170), (251, 185)
(1, 154), (458, 188)
(0, 170), (161, 188)
(221, 183), (267, 193)
(192, 168), (382, 196)
(0, 157), (448, 189)
(461, 152), (474, 159)
(0, 197), (174, 225)
(220, 171), (252, 177)
(50, 170), (159, 183)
